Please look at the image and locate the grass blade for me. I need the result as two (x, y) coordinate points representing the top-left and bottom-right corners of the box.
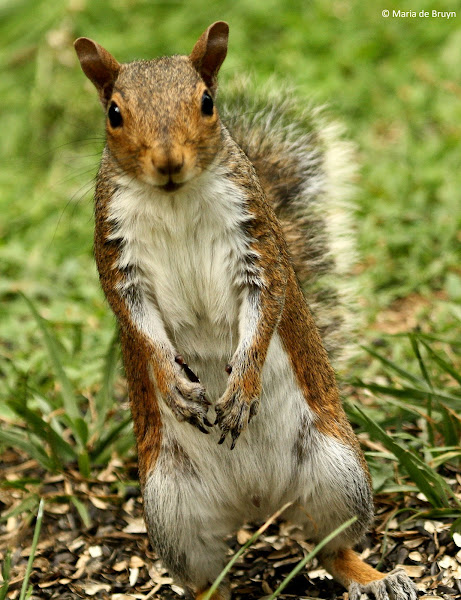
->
(202, 502), (293, 600)
(0, 495), (39, 523)
(408, 333), (433, 390)
(7, 397), (77, 465)
(20, 294), (81, 426)
(418, 338), (461, 386)
(408, 333), (435, 446)
(352, 380), (460, 408)
(267, 517), (357, 599)
(90, 414), (132, 463)
(431, 450), (461, 468)
(413, 507), (461, 521)
(437, 404), (461, 448)
(77, 450), (91, 479)
(21, 294), (80, 419)
(360, 345), (422, 385)
(21, 294), (85, 446)
(70, 496), (92, 528)
(350, 404), (457, 509)
(0, 429), (55, 471)
(95, 329), (120, 430)
(19, 498), (44, 600)
(0, 550), (12, 600)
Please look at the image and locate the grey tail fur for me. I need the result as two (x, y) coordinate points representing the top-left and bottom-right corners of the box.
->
(222, 80), (359, 369)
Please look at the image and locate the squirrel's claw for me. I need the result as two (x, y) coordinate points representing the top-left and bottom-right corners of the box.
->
(164, 374), (212, 434)
(216, 428), (239, 449)
(230, 431), (240, 450)
(214, 383), (259, 449)
(189, 416), (211, 435)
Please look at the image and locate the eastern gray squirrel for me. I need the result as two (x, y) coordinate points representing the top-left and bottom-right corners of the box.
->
(74, 21), (417, 600)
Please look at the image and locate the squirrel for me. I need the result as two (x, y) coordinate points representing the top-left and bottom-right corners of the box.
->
(74, 21), (417, 600)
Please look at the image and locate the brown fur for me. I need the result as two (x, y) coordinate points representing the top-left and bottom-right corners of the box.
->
(74, 22), (415, 600)
(92, 170), (163, 485)
(325, 548), (385, 587)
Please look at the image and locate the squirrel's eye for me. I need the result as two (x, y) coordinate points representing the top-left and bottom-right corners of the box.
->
(108, 101), (123, 128)
(201, 91), (214, 116)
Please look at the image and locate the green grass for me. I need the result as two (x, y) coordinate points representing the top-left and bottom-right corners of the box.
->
(1, 294), (132, 479)
(1, 0), (460, 594)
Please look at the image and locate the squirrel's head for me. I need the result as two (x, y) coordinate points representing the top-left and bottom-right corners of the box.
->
(74, 22), (229, 192)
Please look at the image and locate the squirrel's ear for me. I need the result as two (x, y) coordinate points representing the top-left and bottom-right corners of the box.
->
(74, 38), (120, 107)
(190, 21), (229, 94)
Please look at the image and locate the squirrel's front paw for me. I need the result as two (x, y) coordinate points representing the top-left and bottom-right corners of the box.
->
(214, 374), (260, 449)
(164, 376), (212, 434)
(349, 569), (418, 600)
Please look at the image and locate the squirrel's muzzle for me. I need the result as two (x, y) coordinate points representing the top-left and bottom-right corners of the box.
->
(143, 145), (195, 191)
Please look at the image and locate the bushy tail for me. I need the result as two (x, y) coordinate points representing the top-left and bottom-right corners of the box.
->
(222, 81), (358, 368)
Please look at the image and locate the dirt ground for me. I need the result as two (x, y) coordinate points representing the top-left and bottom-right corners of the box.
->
(1, 446), (460, 600)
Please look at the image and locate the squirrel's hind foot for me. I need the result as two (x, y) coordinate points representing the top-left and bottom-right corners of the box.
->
(349, 569), (418, 600)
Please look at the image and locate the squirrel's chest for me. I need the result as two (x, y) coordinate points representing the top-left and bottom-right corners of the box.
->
(108, 178), (250, 356)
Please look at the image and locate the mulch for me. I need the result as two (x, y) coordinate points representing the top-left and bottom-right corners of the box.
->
(1, 447), (460, 600)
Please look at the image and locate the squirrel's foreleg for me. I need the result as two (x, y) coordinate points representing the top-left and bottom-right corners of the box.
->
(214, 280), (286, 447)
(99, 248), (211, 436)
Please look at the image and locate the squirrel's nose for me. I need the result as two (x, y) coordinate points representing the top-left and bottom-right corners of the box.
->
(155, 156), (184, 177)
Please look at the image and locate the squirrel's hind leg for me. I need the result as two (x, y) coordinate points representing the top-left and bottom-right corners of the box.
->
(143, 447), (232, 600)
(321, 549), (418, 600)
(291, 428), (417, 599)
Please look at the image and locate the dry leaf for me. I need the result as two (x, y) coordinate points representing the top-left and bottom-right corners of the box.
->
(129, 567), (139, 586)
(397, 564), (425, 577)
(273, 557), (302, 569)
(263, 535), (279, 544)
(403, 537), (426, 549)
(261, 580), (273, 594)
(129, 555), (145, 568)
(6, 516), (18, 533)
(171, 584), (186, 595)
(84, 582), (111, 595)
(113, 561), (128, 572)
(74, 553), (90, 570)
(237, 528), (253, 545)
(123, 517), (147, 534)
(308, 568), (332, 580)
(123, 497), (136, 515)
(439, 555), (456, 570)
(424, 520), (445, 534)
(267, 548), (291, 560)
(409, 551), (422, 562)
(90, 496), (109, 510)
(68, 537), (85, 552)
(88, 545), (103, 558)
(45, 502), (71, 515)
(37, 579), (60, 589)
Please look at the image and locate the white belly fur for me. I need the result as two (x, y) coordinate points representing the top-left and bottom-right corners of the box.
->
(109, 170), (250, 359)
(109, 172), (365, 534)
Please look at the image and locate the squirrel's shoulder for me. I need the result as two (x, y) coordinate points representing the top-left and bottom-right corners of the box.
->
(218, 78), (359, 367)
